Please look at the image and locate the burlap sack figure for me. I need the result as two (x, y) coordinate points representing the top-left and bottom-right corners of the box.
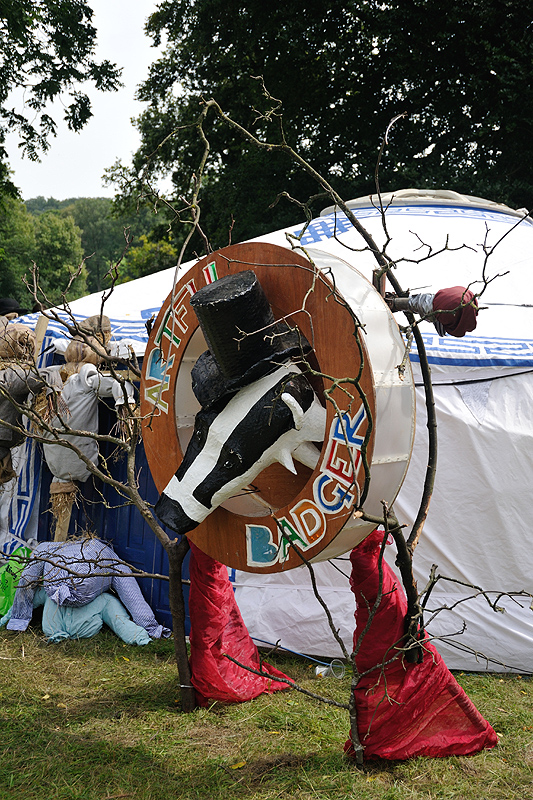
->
(0, 319), (35, 362)
(61, 315), (111, 370)
(42, 316), (134, 541)
(0, 319), (41, 486)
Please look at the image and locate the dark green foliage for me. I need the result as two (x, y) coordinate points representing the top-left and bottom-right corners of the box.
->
(33, 211), (86, 303)
(62, 197), (132, 293)
(0, 197), (35, 303)
(119, 234), (178, 282)
(0, 199), (89, 306)
(21, 197), (164, 293)
(0, 0), (121, 198)
(125, 0), (533, 248)
(24, 196), (69, 215)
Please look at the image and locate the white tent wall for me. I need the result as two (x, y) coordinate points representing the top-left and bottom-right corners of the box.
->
(234, 191), (533, 673)
(397, 369), (533, 673)
(8, 189), (533, 672)
(232, 361), (533, 673)
(234, 359), (533, 674)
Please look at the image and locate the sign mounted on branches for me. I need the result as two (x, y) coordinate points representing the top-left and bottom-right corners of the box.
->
(141, 242), (414, 572)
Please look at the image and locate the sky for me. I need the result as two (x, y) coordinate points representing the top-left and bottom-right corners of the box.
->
(5, 0), (162, 202)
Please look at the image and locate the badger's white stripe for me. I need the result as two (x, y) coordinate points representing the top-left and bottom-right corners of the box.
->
(208, 413), (324, 511)
(162, 365), (300, 517)
(161, 364), (326, 524)
(162, 474), (218, 521)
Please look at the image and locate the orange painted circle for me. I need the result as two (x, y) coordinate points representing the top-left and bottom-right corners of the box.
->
(140, 242), (376, 572)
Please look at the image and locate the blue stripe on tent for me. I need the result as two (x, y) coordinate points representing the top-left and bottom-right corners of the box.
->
(0, 341), (54, 556)
(43, 322), (149, 340)
(141, 307), (161, 319)
(32, 320), (533, 368)
(295, 205), (529, 246)
(410, 333), (533, 367)
(18, 274), (533, 370)
(410, 355), (533, 367)
(23, 315), (151, 346)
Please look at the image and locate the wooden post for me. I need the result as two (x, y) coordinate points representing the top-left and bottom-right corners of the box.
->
(33, 314), (49, 359)
(50, 482), (77, 542)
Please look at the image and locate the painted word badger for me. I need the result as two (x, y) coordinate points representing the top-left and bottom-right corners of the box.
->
(245, 402), (367, 567)
(155, 270), (330, 536)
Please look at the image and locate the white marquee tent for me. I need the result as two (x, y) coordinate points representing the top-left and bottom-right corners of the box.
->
(7, 188), (533, 672)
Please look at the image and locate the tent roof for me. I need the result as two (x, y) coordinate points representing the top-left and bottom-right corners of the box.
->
(24, 190), (533, 374)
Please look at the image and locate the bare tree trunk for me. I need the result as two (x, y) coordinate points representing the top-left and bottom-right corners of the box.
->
(348, 660), (365, 767)
(167, 537), (197, 712)
(390, 523), (424, 664)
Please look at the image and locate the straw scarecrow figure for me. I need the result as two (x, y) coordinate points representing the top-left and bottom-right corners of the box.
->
(0, 316), (55, 486)
(39, 315), (135, 541)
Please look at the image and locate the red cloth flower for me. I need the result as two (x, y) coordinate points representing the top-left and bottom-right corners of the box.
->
(433, 286), (478, 337)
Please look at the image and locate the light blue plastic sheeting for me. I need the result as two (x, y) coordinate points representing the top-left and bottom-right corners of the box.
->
(1, 589), (151, 646)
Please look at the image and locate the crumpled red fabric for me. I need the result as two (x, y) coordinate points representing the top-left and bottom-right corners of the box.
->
(188, 541), (291, 706)
(433, 286), (478, 337)
(345, 531), (498, 760)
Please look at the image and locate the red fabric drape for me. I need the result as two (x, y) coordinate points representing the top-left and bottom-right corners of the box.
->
(345, 531), (498, 760)
(433, 286), (478, 337)
(188, 541), (291, 706)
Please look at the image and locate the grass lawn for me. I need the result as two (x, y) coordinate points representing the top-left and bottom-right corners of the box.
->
(1, 626), (533, 799)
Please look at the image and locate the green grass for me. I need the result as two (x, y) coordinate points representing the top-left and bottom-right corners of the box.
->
(1, 626), (533, 799)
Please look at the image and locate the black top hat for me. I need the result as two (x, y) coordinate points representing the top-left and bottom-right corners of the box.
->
(0, 298), (29, 317)
(190, 270), (311, 408)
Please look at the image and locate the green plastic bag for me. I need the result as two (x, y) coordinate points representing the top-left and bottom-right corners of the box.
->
(0, 546), (31, 616)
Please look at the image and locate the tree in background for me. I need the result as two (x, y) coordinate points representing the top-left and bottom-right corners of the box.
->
(0, 201), (87, 306)
(0, 197), (35, 303)
(24, 196), (69, 216)
(119, 234), (178, 282)
(24, 197), (163, 294)
(120, 0), (533, 249)
(33, 212), (86, 303)
(64, 198), (167, 291)
(0, 0), (120, 199)
(62, 198), (128, 293)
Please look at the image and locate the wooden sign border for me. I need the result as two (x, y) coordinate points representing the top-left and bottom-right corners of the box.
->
(140, 242), (376, 572)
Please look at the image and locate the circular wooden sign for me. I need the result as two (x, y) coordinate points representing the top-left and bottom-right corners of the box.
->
(140, 242), (376, 572)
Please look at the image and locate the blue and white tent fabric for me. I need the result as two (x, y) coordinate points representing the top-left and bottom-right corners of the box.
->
(0, 440), (42, 556)
(3, 188), (533, 672)
(237, 190), (533, 673)
(0, 342), (52, 556)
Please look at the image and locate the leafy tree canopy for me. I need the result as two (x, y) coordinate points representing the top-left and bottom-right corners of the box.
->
(1, 195), (172, 308)
(0, 0), (121, 198)
(0, 196), (35, 303)
(119, 233), (178, 282)
(33, 211), (86, 304)
(126, 0), (533, 248)
(23, 196), (161, 293)
(0, 200), (87, 306)
(62, 197), (132, 293)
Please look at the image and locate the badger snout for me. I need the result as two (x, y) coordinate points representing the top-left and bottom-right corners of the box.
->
(155, 492), (198, 536)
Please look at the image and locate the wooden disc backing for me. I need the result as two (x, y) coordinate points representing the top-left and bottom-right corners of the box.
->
(140, 242), (376, 573)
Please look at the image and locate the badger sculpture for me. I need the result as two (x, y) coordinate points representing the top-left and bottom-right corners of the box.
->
(154, 270), (326, 536)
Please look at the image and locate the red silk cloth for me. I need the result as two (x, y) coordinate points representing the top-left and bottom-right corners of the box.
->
(345, 531), (498, 760)
(188, 541), (291, 706)
(433, 286), (478, 337)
